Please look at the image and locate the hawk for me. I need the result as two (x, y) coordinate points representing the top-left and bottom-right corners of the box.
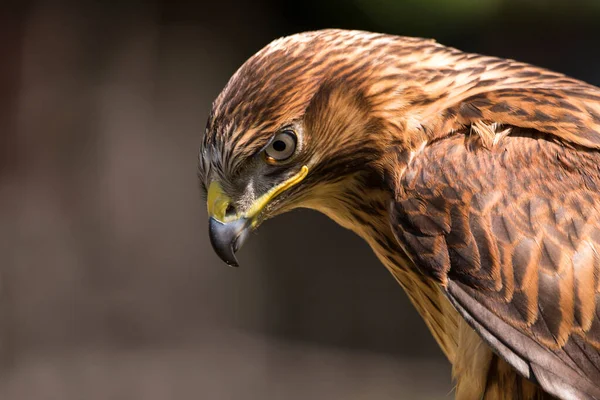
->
(198, 29), (600, 399)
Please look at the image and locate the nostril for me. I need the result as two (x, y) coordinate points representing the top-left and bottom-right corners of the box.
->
(225, 203), (236, 217)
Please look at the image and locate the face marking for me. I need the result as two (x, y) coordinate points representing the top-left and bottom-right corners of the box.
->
(207, 165), (309, 224)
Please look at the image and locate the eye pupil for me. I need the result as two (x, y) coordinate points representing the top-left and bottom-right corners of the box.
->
(264, 130), (297, 163)
(272, 140), (286, 152)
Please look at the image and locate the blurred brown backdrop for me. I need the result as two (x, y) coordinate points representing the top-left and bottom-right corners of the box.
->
(2, 0), (600, 399)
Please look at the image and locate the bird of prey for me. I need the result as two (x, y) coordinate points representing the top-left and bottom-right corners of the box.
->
(198, 29), (600, 399)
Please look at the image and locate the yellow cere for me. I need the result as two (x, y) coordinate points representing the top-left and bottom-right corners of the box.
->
(207, 165), (309, 224)
(207, 181), (231, 222)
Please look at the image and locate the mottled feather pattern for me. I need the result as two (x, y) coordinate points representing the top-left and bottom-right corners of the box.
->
(392, 130), (600, 398)
(200, 29), (600, 399)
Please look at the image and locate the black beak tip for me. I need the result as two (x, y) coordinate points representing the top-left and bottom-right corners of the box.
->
(223, 258), (240, 268)
(208, 216), (250, 267)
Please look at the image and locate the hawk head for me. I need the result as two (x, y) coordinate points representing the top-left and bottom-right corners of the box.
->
(198, 30), (414, 266)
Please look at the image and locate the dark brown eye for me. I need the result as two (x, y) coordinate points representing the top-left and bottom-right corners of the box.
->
(265, 130), (296, 162)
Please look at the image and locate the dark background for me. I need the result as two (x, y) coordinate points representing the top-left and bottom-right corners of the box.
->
(2, 1), (599, 398)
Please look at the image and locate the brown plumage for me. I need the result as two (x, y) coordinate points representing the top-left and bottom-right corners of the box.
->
(199, 29), (600, 399)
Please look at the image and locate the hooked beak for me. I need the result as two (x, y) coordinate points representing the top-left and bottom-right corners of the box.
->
(208, 216), (251, 267)
(206, 165), (308, 267)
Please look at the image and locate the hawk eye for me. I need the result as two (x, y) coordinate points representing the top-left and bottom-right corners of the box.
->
(264, 130), (297, 162)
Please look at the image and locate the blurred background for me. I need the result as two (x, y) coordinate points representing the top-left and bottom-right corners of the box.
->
(2, 0), (600, 399)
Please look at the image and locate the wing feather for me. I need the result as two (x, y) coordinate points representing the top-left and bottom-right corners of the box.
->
(390, 126), (600, 399)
